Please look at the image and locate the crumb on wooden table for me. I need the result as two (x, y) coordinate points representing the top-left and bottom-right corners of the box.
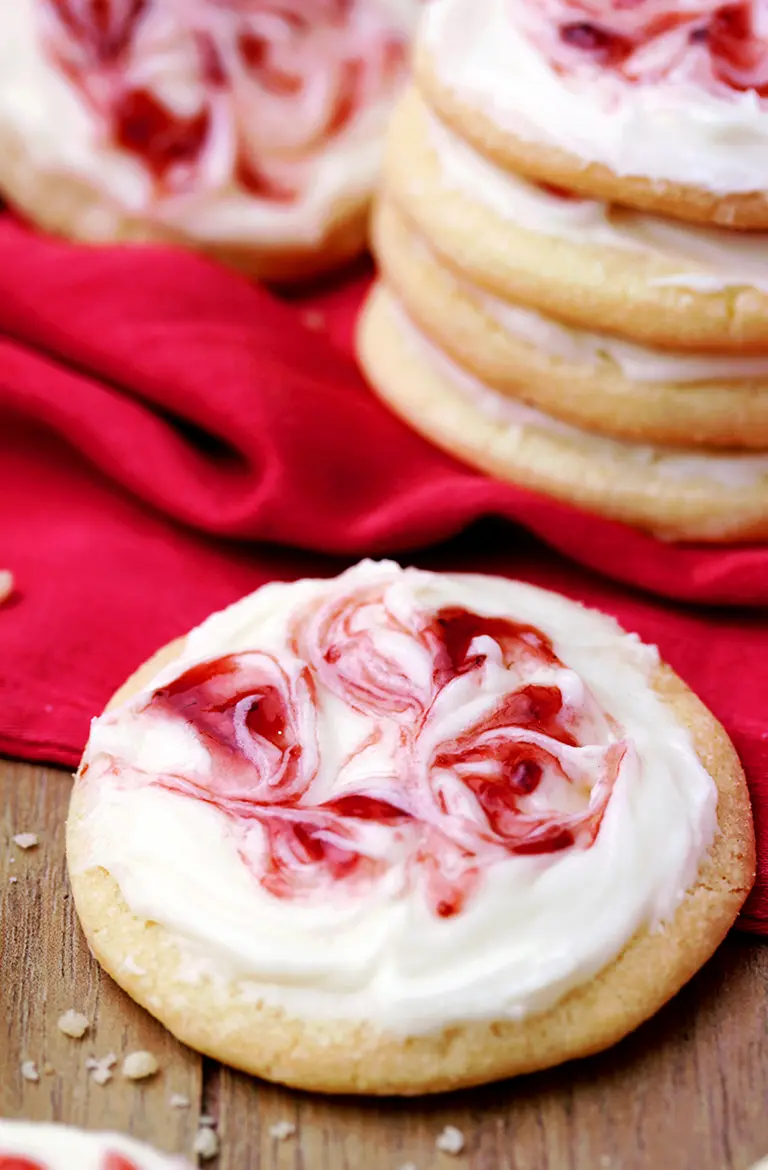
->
(57, 1009), (90, 1039)
(43, 1062), (55, 1076)
(193, 1126), (220, 1161)
(20, 1060), (40, 1083)
(86, 1053), (117, 1086)
(435, 1125), (465, 1156)
(122, 1050), (159, 1080)
(12, 833), (39, 850)
(169, 1093), (191, 1109)
(268, 1120), (296, 1141)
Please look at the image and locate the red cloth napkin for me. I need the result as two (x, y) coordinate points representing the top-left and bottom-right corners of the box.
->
(0, 213), (766, 930)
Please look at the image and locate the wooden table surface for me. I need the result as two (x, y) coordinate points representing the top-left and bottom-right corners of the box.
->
(2, 759), (767, 1170)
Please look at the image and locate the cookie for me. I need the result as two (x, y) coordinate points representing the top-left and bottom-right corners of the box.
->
(0, 1119), (191, 1170)
(417, 0), (768, 230)
(383, 89), (768, 351)
(0, 0), (421, 283)
(373, 199), (768, 450)
(68, 560), (754, 1095)
(358, 284), (768, 543)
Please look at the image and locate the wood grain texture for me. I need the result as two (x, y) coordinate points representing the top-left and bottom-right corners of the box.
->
(2, 759), (768, 1170)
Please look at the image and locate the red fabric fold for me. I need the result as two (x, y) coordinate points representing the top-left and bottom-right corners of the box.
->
(0, 213), (766, 929)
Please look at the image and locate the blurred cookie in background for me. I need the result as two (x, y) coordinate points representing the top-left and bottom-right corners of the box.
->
(0, 0), (423, 281)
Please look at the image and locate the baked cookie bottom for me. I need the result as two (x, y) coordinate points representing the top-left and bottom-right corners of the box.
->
(417, 47), (768, 232)
(358, 284), (768, 543)
(374, 201), (768, 451)
(67, 621), (754, 1096)
(384, 90), (768, 353)
(0, 117), (370, 284)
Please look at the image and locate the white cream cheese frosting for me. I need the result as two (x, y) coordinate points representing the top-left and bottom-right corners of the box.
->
(391, 296), (768, 488)
(426, 104), (768, 293)
(423, 0), (768, 195)
(397, 212), (768, 382)
(473, 279), (768, 384)
(0, 1120), (190, 1170)
(1, 0), (420, 246)
(76, 560), (718, 1034)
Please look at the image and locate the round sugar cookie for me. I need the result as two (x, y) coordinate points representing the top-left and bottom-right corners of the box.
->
(68, 559), (753, 1095)
(416, 0), (768, 230)
(0, 0), (422, 283)
(373, 199), (768, 450)
(358, 284), (768, 543)
(383, 90), (768, 352)
(0, 1119), (192, 1170)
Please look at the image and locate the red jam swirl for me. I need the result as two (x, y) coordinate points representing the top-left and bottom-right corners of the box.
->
(131, 584), (624, 919)
(0, 1159), (138, 1170)
(102, 1156), (141, 1170)
(540, 0), (768, 97)
(42, 0), (413, 199)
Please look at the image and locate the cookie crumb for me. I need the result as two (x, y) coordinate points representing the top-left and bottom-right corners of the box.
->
(86, 1053), (117, 1085)
(268, 1121), (296, 1141)
(199, 1115), (216, 1127)
(43, 1062), (55, 1076)
(0, 571), (13, 603)
(20, 1061), (39, 1083)
(122, 1050), (159, 1081)
(169, 1093), (190, 1109)
(9, 876), (18, 885)
(58, 1009), (90, 1039)
(13, 833), (39, 850)
(435, 1126), (465, 1156)
(193, 1127), (220, 1161)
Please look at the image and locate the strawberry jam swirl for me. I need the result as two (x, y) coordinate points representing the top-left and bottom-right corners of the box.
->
(0, 1153), (143, 1170)
(0, 1122), (191, 1170)
(38, 0), (415, 201)
(534, 0), (768, 97)
(92, 575), (624, 920)
(78, 563), (719, 1027)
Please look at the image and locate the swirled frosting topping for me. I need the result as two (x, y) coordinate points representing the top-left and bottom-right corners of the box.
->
(0, 0), (419, 244)
(41, 0), (414, 200)
(0, 1121), (191, 1170)
(423, 0), (768, 192)
(78, 562), (718, 1031)
(140, 581), (622, 918)
(529, 0), (768, 98)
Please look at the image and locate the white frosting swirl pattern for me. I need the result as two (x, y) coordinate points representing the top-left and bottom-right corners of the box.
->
(75, 561), (718, 1033)
(1, 0), (420, 245)
(423, 0), (768, 194)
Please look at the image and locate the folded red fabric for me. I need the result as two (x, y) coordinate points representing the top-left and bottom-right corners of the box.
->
(0, 213), (765, 930)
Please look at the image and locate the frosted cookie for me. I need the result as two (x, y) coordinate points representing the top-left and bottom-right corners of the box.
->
(0, 0), (421, 282)
(359, 285), (768, 542)
(417, 0), (768, 230)
(68, 559), (753, 1095)
(384, 89), (768, 351)
(0, 1119), (191, 1170)
(374, 200), (768, 450)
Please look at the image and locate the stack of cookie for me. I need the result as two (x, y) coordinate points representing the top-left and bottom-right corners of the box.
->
(358, 0), (768, 541)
